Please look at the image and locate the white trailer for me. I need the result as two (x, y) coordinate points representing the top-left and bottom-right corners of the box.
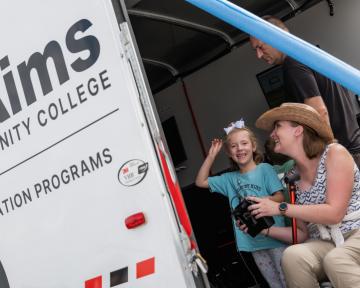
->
(0, 0), (208, 287)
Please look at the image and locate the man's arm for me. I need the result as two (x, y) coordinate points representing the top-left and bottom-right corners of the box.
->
(304, 96), (331, 127)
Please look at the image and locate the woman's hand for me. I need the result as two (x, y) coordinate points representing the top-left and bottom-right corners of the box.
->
(247, 196), (280, 218)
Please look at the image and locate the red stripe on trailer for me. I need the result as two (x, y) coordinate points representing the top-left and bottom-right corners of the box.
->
(158, 147), (194, 246)
(85, 275), (102, 288)
(136, 257), (155, 279)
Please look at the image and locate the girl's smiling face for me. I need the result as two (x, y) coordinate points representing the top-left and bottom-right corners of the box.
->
(226, 129), (256, 168)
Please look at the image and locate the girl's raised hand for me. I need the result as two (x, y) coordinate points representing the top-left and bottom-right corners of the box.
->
(208, 138), (223, 158)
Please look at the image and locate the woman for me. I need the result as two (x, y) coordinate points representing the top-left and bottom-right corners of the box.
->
(247, 103), (360, 288)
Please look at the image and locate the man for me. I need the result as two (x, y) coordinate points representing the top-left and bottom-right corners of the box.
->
(249, 16), (360, 167)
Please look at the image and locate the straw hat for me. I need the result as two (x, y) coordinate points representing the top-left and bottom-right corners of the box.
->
(255, 103), (334, 142)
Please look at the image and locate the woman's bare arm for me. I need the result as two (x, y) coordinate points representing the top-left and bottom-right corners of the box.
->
(247, 144), (354, 225)
(262, 219), (309, 244)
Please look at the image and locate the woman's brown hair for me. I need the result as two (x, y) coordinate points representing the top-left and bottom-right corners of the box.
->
(289, 121), (327, 159)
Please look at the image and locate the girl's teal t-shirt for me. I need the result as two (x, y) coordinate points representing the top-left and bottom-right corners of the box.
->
(208, 163), (286, 252)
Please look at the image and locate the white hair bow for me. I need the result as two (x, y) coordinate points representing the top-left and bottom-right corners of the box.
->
(224, 119), (245, 135)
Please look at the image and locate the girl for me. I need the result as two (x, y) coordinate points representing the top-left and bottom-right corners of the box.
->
(195, 120), (287, 288)
(250, 103), (360, 288)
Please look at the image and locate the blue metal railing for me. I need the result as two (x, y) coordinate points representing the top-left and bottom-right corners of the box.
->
(185, 0), (360, 95)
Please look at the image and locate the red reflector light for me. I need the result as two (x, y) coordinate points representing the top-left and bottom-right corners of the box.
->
(125, 212), (146, 229)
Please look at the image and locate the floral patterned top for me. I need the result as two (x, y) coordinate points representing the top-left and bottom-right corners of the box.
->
(293, 145), (360, 239)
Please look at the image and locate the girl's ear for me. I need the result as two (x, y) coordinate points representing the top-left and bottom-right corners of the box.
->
(252, 144), (257, 152)
(251, 138), (257, 152)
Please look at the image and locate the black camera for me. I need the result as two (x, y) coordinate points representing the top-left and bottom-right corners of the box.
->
(232, 198), (274, 237)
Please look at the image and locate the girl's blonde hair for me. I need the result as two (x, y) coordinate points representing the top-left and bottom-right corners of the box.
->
(224, 127), (263, 170)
